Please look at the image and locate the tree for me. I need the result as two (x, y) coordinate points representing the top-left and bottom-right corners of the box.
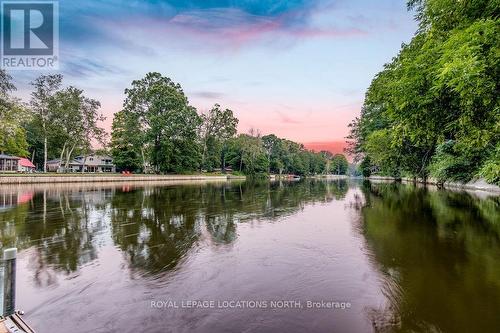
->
(359, 156), (372, 178)
(0, 70), (29, 157)
(79, 96), (106, 173)
(226, 134), (268, 175)
(123, 72), (201, 173)
(348, 0), (499, 184)
(330, 154), (348, 175)
(30, 74), (63, 172)
(45, 86), (106, 173)
(50, 86), (84, 171)
(110, 110), (144, 172)
(262, 134), (284, 174)
(200, 104), (238, 171)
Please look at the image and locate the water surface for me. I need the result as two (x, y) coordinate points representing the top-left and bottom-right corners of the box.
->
(0, 180), (499, 332)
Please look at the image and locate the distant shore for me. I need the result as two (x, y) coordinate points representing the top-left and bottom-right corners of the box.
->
(0, 173), (245, 185)
(369, 176), (500, 194)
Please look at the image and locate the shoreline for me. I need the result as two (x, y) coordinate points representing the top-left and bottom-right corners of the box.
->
(308, 175), (349, 180)
(368, 176), (500, 194)
(0, 174), (245, 185)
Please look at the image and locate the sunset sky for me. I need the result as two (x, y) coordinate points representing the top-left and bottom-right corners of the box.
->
(11, 0), (417, 154)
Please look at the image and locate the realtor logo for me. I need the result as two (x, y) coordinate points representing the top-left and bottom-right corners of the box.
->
(1, 1), (59, 69)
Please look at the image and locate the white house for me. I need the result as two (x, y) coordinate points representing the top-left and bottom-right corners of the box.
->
(47, 155), (116, 173)
(75, 155), (115, 173)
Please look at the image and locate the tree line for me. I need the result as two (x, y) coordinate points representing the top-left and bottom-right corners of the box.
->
(0, 70), (349, 176)
(0, 72), (106, 172)
(111, 72), (349, 176)
(348, 0), (499, 185)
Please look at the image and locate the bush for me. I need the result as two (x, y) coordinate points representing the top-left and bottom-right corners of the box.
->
(428, 141), (474, 183)
(359, 157), (372, 178)
(478, 145), (500, 185)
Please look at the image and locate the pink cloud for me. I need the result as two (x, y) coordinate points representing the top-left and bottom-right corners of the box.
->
(275, 111), (302, 124)
(94, 7), (368, 52)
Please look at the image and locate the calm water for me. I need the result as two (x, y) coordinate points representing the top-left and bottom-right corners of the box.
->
(0, 180), (499, 332)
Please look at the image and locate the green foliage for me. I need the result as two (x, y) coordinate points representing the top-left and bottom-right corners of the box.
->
(50, 86), (106, 172)
(478, 144), (500, 185)
(0, 70), (30, 157)
(428, 140), (474, 183)
(30, 74), (63, 171)
(359, 156), (372, 178)
(112, 73), (331, 176)
(200, 104), (238, 171)
(262, 134), (284, 174)
(348, 0), (499, 184)
(123, 72), (202, 173)
(330, 154), (348, 175)
(110, 110), (144, 172)
(226, 134), (269, 175)
(1, 127), (29, 157)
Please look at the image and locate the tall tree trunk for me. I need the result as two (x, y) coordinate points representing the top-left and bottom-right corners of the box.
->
(200, 137), (207, 172)
(59, 142), (66, 173)
(43, 135), (48, 172)
(141, 147), (147, 173)
(81, 153), (87, 174)
(65, 144), (76, 171)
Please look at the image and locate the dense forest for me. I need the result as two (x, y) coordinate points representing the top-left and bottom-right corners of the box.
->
(348, 0), (499, 185)
(0, 71), (349, 176)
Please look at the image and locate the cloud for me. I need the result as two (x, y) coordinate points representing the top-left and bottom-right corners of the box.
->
(58, 0), (367, 55)
(61, 58), (124, 78)
(191, 91), (225, 99)
(275, 110), (301, 124)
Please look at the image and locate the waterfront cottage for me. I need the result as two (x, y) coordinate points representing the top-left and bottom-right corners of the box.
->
(47, 155), (116, 173)
(18, 158), (36, 173)
(46, 158), (81, 172)
(0, 154), (20, 172)
(75, 155), (115, 173)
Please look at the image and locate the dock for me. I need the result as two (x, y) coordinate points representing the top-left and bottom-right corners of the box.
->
(0, 313), (35, 333)
(0, 248), (36, 333)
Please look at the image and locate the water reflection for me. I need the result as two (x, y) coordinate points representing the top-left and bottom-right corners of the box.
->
(2, 180), (499, 332)
(0, 180), (349, 278)
(359, 182), (500, 332)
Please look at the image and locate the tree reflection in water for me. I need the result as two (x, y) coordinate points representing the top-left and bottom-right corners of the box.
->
(358, 182), (500, 333)
(0, 180), (349, 280)
(1, 180), (499, 332)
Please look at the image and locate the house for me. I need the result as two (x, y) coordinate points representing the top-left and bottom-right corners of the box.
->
(47, 155), (116, 173)
(75, 155), (115, 173)
(46, 158), (81, 172)
(0, 154), (20, 172)
(18, 158), (36, 173)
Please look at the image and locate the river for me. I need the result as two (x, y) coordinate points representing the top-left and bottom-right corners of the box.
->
(0, 180), (498, 332)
